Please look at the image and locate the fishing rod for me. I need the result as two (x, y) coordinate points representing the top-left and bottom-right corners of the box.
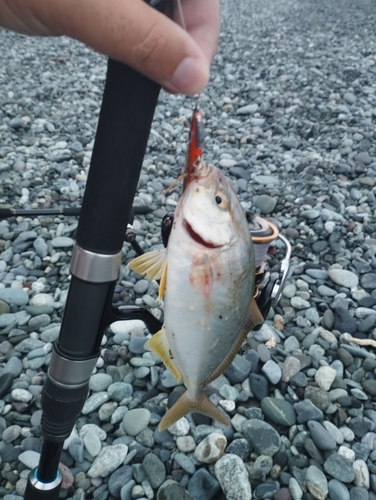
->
(23, 1), (167, 498)
(21, 1), (292, 496)
(0, 205), (152, 219)
(0, 205), (151, 256)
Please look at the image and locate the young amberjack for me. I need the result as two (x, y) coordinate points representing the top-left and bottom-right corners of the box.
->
(128, 110), (263, 430)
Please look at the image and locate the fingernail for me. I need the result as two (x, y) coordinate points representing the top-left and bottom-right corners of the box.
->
(168, 57), (209, 95)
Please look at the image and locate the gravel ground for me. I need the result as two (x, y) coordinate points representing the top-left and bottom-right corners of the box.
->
(1, 0), (376, 499)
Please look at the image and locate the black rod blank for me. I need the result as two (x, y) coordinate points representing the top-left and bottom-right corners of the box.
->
(76, 59), (160, 254)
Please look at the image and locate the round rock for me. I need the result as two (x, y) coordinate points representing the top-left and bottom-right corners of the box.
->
(194, 432), (227, 464)
(122, 408), (151, 436)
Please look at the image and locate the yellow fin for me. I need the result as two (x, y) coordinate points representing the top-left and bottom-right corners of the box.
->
(205, 298), (264, 385)
(242, 296), (264, 333)
(145, 328), (182, 382)
(158, 390), (230, 431)
(158, 262), (168, 300)
(127, 249), (167, 281)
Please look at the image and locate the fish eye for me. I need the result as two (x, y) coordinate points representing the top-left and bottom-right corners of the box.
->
(214, 192), (228, 209)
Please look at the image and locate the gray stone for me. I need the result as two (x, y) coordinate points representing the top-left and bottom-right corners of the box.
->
(128, 336), (147, 355)
(353, 459), (370, 488)
(109, 466), (133, 498)
(283, 335), (300, 352)
(89, 373), (113, 392)
(225, 354), (251, 384)
(120, 480), (136, 500)
(306, 465), (328, 500)
(236, 103), (258, 115)
(294, 399), (324, 423)
(0, 313), (16, 328)
(350, 487), (369, 500)
(307, 420), (337, 450)
(12, 388), (32, 402)
(219, 384), (239, 401)
(315, 366), (337, 391)
(133, 279), (150, 294)
(254, 194), (277, 214)
(324, 453), (355, 483)
(322, 421), (344, 445)
(28, 314), (51, 331)
(2, 425), (22, 443)
(282, 356), (301, 382)
(68, 438), (85, 463)
(40, 325), (60, 342)
(289, 477), (303, 499)
(143, 453), (166, 489)
(156, 480), (194, 500)
(214, 453), (252, 500)
(0, 288), (29, 306)
(83, 429), (102, 457)
(242, 419), (281, 456)
(261, 397), (296, 427)
(174, 453), (196, 474)
(328, 479), (350, 500)
(18, 450), (40, 469)
(328, 269), (359, 288)
(187, 468), (220, 500)
(122, 408), (151, 436)
(88, 444), (128, 478)
(262, 360), (282, 384)
(108, 382), (133, 402)
(3, 356), (23, 377)
(51, 236), (74, 248)
(361, 274), (376, 291)
(81, 392), (109, 414)
(33, 237), (48, 258)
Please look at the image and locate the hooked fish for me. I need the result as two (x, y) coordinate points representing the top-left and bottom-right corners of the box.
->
(128, 108), (263, 430)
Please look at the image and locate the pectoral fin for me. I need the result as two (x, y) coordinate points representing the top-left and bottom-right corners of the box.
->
(158, 390), (230, 431)
(127, 249), (168, 298)
(145, 327), (182, 382)
(204, 298), (264, 385)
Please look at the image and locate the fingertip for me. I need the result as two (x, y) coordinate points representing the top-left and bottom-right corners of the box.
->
(166, 56), (210, 95)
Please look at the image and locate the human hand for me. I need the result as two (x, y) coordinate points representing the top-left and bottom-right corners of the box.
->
(0, 0), (219, 95)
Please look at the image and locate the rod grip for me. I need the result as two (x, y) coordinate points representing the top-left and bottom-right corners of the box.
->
(24, 468), (62, 500)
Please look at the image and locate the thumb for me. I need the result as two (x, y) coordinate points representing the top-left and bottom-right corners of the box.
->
(48, 0), (210, 94)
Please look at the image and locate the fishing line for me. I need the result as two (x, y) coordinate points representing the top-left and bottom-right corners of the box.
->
(162, 171), (188, 194)
(175, 0), (187, 32)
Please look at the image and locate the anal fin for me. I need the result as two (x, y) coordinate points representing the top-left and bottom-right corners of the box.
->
(205, 298), (264, 385)
(145, 328), (182, 382)
(158, 390), (230, 431)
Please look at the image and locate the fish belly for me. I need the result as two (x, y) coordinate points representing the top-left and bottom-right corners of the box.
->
(164, 235), (252, 395)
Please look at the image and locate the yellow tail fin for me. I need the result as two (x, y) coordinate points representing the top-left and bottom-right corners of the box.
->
(158, 391), (230, 431)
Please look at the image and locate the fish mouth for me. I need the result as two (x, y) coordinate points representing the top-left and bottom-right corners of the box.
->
(183, 219), (221, 249)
